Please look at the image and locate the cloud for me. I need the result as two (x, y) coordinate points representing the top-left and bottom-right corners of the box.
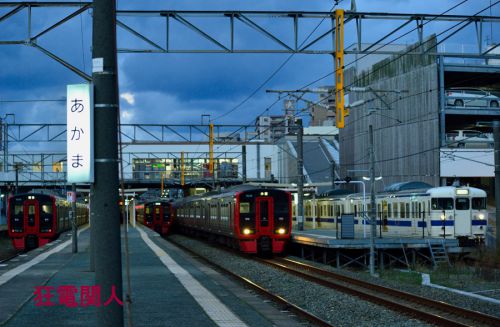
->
(120, 92), (135, 105)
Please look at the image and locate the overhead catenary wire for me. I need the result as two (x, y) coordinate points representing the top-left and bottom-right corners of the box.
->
(213, 0), (345, 122)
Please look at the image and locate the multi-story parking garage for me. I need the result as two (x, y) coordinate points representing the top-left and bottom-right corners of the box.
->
(340, 38), (500, 201)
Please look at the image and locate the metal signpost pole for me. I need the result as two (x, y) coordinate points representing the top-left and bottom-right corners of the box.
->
(71, 183), (77, 253)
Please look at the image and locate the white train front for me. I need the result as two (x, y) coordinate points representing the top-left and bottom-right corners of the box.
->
(297, 183), (487, 243)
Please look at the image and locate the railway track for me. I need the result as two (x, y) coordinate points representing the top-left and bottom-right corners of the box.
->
(168, 238), (333, 327)
(0, 252), (21, 264)
(257, 257), (500, 327)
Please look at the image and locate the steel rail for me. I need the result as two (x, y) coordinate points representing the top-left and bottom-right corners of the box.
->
(262, 257), (500, 327)
(167, 238), (333, 327)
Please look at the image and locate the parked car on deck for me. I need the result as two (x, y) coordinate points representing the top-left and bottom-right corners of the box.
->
(446, 88), (499, 108)
(446, 130), (494, 148)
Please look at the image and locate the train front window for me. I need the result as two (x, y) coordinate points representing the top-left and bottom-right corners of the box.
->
(260, 200), (269, 227)
(10, 202), (24, 232)
(431, 198), (454, 210)
(162, 204), (170, 222)
(40, 201), (53, 233)
(145, 206), (153, 222)
(472, 198), (486, 210)
(455, 198), (470, 210)
(28, 204), (36, 226)
(239, 200), (255, 232)
(240, 203), (250, 213)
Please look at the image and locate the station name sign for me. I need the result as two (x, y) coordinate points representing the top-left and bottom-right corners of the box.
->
(67, 84), (94, 183)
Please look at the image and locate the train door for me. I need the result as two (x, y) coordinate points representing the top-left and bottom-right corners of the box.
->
(153, 204), (162, 232)
(454, 197), (471, 237)
(256, 197), (273, 234)
(24, 200), (39, 234)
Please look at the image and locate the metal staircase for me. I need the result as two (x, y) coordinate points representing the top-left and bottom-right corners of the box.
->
(428, 240), (451, 268)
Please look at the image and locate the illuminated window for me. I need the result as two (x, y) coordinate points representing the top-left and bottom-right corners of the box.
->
(240, 202), (250, 214)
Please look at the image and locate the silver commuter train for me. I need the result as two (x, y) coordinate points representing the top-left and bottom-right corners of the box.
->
(299, 182), (488, 242)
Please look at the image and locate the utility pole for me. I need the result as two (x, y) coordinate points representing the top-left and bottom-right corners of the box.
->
(494, 120), (500, 256)
(297, 118), (304, 231)
(331, 161), (336, 190)
(14, 162), (21, 194)
(92, 1), (124, 326)
(369, 125), (376, 276)
(242, 144), (247, 183)
(257, 142), (261, 179)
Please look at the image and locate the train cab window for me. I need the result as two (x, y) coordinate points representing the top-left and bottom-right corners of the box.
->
(431, 198), (453, 210)
(41, 204), (53, 215)
(455, 198), (470, 210)
(387, 204), (392, 218)
(162, 204), (170, 222)
(240, 202), (250, 213)
(28, 204), (36, 226)
(472, 198), (486, 210)
(405, 203), (410, 218)
(399, 203), (405, 218)
(15, 205), (23, 216)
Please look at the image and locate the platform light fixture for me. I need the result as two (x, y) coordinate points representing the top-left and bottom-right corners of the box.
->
(362, 176), (382, 181)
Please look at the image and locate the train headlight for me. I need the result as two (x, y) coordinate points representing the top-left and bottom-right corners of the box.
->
(478, 214), (485, 220)
(440, 214), (446, 220)
(242, 228), (252, 235)
(277, 228), (286, 235)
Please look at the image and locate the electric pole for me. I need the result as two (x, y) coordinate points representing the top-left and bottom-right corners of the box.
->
(494, 120), (500, 256)
(92, 1), (124, 326)
(242, 144), (247, 183)
(369, 125), (376, 276)
(297, 118), (304, 231)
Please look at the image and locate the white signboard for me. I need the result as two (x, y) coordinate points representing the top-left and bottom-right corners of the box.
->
(67, 84), (94, 183)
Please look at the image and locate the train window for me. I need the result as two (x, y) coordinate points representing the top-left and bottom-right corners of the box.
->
(387, 204), (392, 218)
(455, 198), (470, 210)
(240, 202), (250, 213)
(29, 205), (35, 215)
(377, 204), (381, 218)
(431, 198), (454, 210)
(400, 203), (405, 218)
(405, 203), (410, 218)
(41, 204), (53, 215)
(418, 203), (422, 218)
(328, 205), (333, 217)
(472, 198), (486, 210)
(15, 205), (23, 216)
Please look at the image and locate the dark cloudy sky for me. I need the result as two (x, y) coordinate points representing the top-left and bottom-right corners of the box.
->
(0, 0), (498, 128)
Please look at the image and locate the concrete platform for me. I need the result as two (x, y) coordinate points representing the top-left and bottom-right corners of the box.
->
(0, 226), (303, 327)
(291, 229), (459, 249)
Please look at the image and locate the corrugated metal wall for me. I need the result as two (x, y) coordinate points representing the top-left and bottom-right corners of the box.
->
(340, 51), (441, 190)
